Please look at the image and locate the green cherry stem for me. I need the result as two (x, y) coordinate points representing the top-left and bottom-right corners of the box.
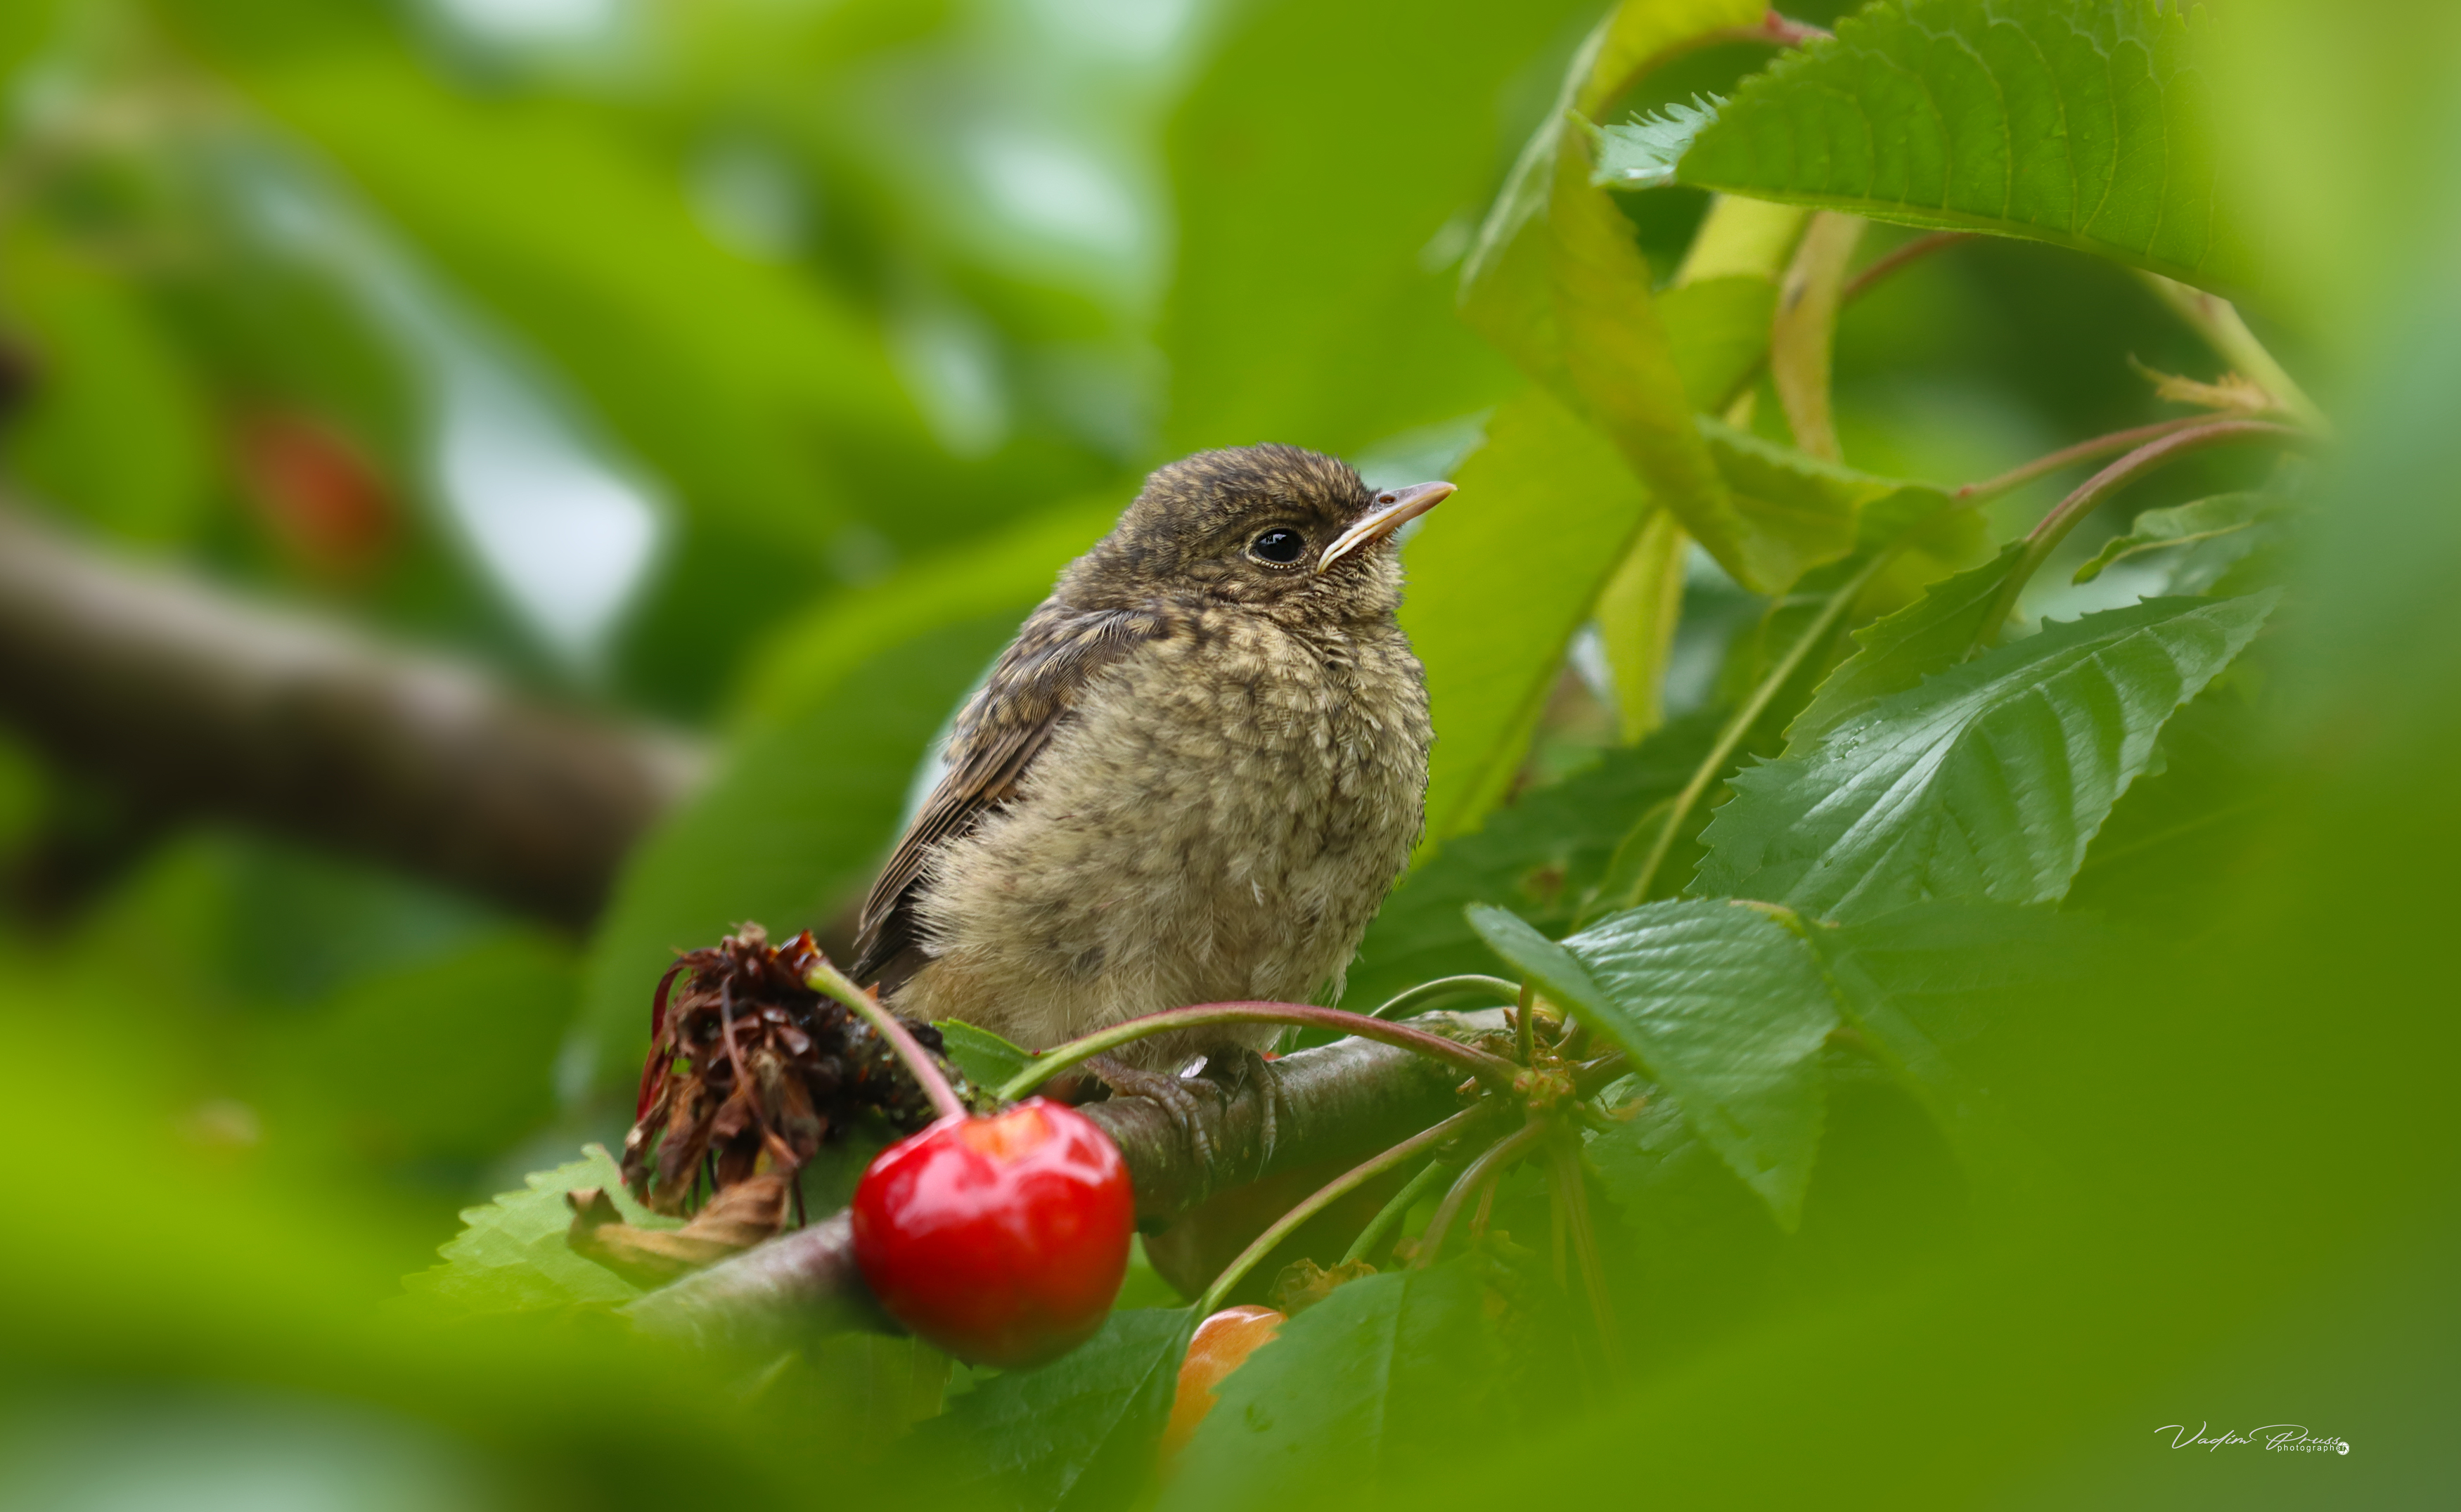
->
(1609, 545), (1898, 912)
(995, 1002), (1519, 1103)
(805, 962), (968, 1123)
(1415, 1118), (1553, 1267)
(1341, 1155), (1456, 1267)
(1548, 1136), (1625, 1377)
(1366, 974), (1522, 1020)
(1197, 1105), (1489, 1315)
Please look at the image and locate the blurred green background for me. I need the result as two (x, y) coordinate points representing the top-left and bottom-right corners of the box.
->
(0, 0), (2450, 1506)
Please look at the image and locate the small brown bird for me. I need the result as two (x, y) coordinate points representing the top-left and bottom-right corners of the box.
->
(851, 445), (1451, 1099)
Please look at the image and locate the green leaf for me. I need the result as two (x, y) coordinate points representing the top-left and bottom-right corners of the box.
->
(1405, 388), (1655, 841)
(1472, 900), (1838, 1227)
(399, 1145), (674, 1317)
(1669, 0), (2261, 297)
(1461, 0), (1767, 383)
(1593, 97), (1722, 190)
(937, 1019), (1034, 1092)
(1595, 508), (1690, 741)
(1787, 543), (2026, 744)
(2071, 491), (2292, 584)
(1801, 903), (2104, 1154)
(1657, 273), (1781, 413)
(1161, 1265), (1498, 1512)
(226, 48), (931, 553)
(928, 1307), (1196, 1512)
(1699, 415), (1908, 590)
(1163, 0), (1592, 453)
(1341, 710), (1721, 1012)
(271, 931), (573, 1163)
(1697, 593), (2278, 920)
(0, 228), (212, 545)
(1550, 130), (1770, 589)
(577, 501), (1115, 1094)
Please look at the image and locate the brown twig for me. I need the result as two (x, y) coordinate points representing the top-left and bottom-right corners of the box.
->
(627, 1012), (1500, 1349)
(0, 500), (702, 926)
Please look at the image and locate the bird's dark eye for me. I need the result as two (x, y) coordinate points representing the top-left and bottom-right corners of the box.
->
(1248, 528), (1306, 565)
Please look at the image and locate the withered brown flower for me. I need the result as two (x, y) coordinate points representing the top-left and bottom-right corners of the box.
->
(620, 924), (976, 1217)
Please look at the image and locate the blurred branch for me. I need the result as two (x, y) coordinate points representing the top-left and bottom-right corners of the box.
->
(623, 1014), (1495, 1350)
(0, 500), (704, 927)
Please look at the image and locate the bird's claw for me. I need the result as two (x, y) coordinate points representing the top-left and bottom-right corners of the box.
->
(1201, 1047), (1283, 1181)
(1088, 1054), (1219, 1182)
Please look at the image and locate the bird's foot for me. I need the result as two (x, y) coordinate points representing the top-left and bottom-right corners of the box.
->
(1088, 1054), (1219, 1177)
(1200, 1046), (1285, 1181)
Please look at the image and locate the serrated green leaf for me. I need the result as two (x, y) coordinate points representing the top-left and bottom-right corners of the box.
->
(1472, 900), (1837, 1227)
(937, 1019), (1034, 1091)
(927, 1307), (1196, 1512)
(1670, 0), (2261, 297)
(1343, 711), (1721, 1012)
(1787, 542), (2026, 744)
(399, 1144), (674, 1317)
(2071, 491), (2292, 584)
(1593, 97), (1722, 190)
(1697, 593), (2278, 920)
(1699, 415), (1908, 588)
(1161, 1265), (1498, 1512)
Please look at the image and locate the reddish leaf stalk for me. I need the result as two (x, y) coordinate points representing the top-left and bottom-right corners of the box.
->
(1971, 418), (2309, 651)
(997, 1002), (1520, 1102)
(1954, 415), (2218, 506)
(1839, 230), (1972, 306)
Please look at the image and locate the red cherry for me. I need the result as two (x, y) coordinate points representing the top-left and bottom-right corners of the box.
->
(850, 1099), (1135, 1368)
(1159, 1305), (1283, 1462)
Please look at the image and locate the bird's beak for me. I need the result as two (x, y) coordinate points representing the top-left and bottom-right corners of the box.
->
(1317, 481), (1456, 573)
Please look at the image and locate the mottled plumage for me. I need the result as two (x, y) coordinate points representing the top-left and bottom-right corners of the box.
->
(852, 445), (1447, 1071)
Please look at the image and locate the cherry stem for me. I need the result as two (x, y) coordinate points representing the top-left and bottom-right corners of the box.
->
(1969, 418), (2309, 653)
(1340, 1155), (1456, 1267)
(804, 962), (968, 1124)
(1610, 545), (1898, 912)
(996, 1002), (1519, 1103)
(1366, 974), (1521, 1020)
(1416, 1119), (1553, 1267)
(1839, 230), (1972, 307)
(1548, 1137), (1626, 1377)
(1953, 415), (2217, 506)
(1196, 1105), (1489, 1315)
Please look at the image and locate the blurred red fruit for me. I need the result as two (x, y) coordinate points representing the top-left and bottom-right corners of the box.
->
(851, 1098), (1133, 1368)
(235, 411), (392, 578)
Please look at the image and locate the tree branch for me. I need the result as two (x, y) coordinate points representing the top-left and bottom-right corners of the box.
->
(623, 1014), (1498, 1350)
(0, 501), (704, 926)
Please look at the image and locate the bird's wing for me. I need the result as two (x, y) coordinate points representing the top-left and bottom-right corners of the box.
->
(850, 603), (1164, 983)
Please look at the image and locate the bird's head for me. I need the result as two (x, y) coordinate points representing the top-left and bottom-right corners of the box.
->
(1065, 444), (1453, 625)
